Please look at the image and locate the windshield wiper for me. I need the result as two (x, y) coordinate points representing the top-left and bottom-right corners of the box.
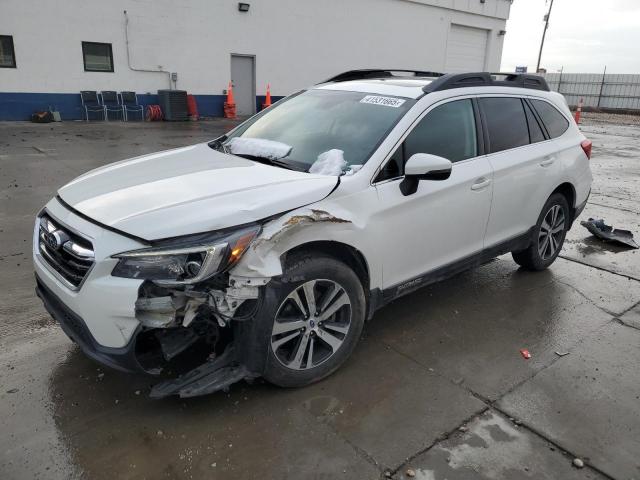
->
(238, 154), (304, 171)
(210, 138), (304, 171)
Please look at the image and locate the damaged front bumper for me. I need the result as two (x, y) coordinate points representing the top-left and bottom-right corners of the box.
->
(37, 270), (270, 398)
(36, 276), (144, 373)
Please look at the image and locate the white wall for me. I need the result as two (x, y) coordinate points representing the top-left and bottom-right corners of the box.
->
(0, 0), (509, 96)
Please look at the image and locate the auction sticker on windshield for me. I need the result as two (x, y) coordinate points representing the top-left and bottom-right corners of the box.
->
(360, 95), (406, 108)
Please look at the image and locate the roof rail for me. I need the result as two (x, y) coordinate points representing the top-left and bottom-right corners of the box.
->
(322, 69), (445, 84)
(422, 72), (550, 93)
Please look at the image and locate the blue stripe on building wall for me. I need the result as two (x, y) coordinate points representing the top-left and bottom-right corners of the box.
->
(0, 92), (284, 121)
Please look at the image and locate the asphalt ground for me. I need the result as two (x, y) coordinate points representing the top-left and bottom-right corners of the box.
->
(1, 113), (639, 479)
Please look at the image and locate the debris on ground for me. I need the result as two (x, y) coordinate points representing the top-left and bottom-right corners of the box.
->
(555, 351), (570, 357)
(580, 218), (639, 249)
(520, 349), (532, 359)
(573, 458), (585, 468)
(405, 468), (416, 477)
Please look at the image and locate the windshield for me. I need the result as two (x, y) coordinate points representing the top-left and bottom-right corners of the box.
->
(221, 89), (415, 174)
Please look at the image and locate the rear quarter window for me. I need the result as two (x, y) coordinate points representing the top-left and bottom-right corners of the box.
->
(530, 99), (569, 138)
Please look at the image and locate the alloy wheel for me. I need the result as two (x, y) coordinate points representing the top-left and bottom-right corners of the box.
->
(270, 279), (352, 370)
(538, 204), (566, 260)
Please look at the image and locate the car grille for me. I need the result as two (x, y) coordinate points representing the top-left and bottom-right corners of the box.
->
(38, 214), (95, 288)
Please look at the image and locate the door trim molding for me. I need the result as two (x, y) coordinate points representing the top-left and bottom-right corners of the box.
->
(367, 227), (534, 317)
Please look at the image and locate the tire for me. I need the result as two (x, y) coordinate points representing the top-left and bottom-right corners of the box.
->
(512, 193), (570, 271)
(261, 253), (366, 388)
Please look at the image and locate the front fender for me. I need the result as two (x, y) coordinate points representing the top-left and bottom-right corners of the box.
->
(230, 196), (381, 289)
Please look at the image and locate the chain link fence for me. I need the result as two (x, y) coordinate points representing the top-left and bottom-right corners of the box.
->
(541, 72), (640, 111)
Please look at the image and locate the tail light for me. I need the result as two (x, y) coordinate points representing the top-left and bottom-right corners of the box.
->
(581, 139), (592, 160)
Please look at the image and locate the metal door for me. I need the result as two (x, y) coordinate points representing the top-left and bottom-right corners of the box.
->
(445, 24), (488, 73)
(230, 55), (256, 116)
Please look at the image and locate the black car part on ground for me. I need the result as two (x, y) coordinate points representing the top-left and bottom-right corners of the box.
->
(149, 346), (254, 398)
(581, 218), (639, 249)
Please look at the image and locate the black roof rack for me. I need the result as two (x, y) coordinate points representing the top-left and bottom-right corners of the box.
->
(322, 69), (445, 84)
(422, 72), (550, 93)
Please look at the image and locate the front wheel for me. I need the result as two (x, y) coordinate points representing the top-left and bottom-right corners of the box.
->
(262, 254), (366, 388)
(512, 193), (570, 271)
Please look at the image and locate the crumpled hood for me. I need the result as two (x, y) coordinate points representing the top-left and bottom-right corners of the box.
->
(58, 143), (338, 240)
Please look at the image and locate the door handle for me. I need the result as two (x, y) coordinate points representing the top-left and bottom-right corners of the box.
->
(540, 156), (556, 167)
(471, 178), (491, 191)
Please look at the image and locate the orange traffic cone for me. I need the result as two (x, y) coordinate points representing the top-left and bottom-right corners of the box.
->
(262, 84), (272, 110)
(224, 81), (237, 119)
(227, 82), (235, 105)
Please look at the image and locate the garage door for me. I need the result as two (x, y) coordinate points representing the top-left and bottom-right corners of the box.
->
(445, 24), (488, 73)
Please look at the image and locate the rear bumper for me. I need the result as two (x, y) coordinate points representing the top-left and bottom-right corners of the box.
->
(572, 189), (590, 224)
(36, 275), (145, 374)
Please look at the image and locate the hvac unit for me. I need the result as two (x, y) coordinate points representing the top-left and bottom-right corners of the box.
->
(157, 89), (189, 121)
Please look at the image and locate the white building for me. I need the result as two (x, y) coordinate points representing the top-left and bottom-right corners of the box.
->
(0, 0), (512, 120)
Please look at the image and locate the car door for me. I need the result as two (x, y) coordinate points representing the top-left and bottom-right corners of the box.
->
(371, 98), (494, 290)
(479, 96), (564, 247)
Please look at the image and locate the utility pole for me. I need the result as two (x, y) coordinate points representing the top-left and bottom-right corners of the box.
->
(597, 65), (607, 107)
(536, 0), (555, 72)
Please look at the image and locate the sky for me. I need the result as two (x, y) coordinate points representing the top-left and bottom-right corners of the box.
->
(500, 0), (640, 74)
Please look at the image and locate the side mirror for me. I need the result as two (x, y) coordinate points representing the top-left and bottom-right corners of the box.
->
(400, 153), (453, 196)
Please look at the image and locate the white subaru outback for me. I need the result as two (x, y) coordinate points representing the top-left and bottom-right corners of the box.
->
(34, 70), (593, 397)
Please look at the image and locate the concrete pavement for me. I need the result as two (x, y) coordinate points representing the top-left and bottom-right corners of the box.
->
(1, 113), (639, 479)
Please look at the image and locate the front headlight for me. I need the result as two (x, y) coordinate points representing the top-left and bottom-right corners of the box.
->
(111, 225), (260, 285)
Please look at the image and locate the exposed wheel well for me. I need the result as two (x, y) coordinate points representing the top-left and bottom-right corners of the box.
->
(281, 241), (370, 292)
(551, 182), (576, 217)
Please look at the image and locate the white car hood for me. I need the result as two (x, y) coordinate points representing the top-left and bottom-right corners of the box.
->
(58, 143), (338, 240)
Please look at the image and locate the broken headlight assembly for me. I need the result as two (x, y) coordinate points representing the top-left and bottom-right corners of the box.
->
(111, 225), (261, 285)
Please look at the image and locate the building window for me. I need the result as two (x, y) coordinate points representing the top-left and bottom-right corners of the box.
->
(82, 41), (114, 72)
(0, 35), (16, 68)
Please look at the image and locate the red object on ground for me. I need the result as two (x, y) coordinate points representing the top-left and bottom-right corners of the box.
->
(581, 139), (593, 159)
(262, 84), (272, 110)
(574, 97), (584, 124)
(186, 94), (199, 121)
(145, 105), (163, 121)
(520, 349), (531, 360)
(224, 82), (237, 119)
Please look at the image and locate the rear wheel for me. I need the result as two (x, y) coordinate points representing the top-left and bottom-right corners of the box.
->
(512, 193), (570, 271)
(263, 254), (366, 388)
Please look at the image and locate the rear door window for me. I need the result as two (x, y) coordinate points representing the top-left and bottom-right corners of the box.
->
(524, 101), (546, 143)
(479, 97), (529, 154)
(530, 99), (569, 138)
